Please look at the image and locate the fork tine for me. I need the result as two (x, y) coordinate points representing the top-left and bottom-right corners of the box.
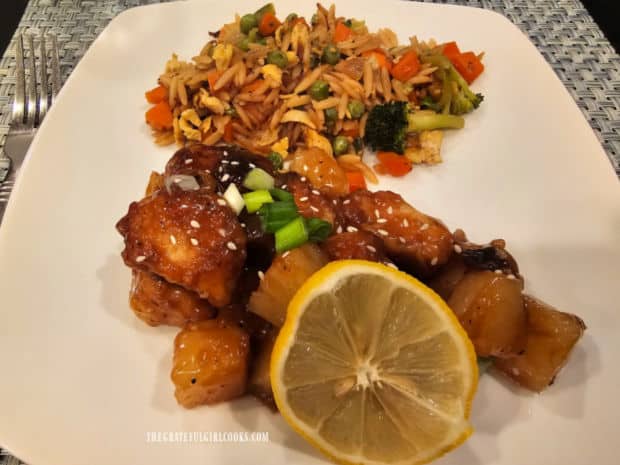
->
(12, 35), (25, 126)
(50, 35), (61, 103)
(38, 34), (49, 124)
(25, 34), (37, 128)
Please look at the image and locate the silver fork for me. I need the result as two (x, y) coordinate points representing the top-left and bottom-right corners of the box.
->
(0, 33), (61, 220)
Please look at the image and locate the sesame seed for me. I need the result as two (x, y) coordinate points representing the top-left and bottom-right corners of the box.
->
(374, 209), (380, 218)
(387, 206), (393, 214)
(180, 204), (189, 209)
(333, 199), (338, 205)
(366, 245), (377, 253)
(312, 189), (320, 195)
(303, 165), (309, 172)
(343, 199), (350, 205)
(190, 220), (200, 229)
(420, 223), (429, 231)
(403, 219), (409, 227)
(454, 244), (462, 253)
(336, 226), (343, 233)
(310, 206), (319, 212)
(249, 163), (256, 168)
(185, 158), (193, 164)
(217, 199), (227, 206)
(431, 257), (438, 266)
(258, 271), (265, 280)
(281, 184), (287, 190)
(190, 238), (199, 246)
(282, 251), (290, 258)
(399, 237), (406, 244)
(346, 226), (358, 233)
(507, 274), (516, 280)
(169, 234), (177, 245)
(218, 228), (226, 237)
(223, 150), (229, 156)
(300, 176), (307, 182)
(135, 255), (146, 263)
(494, 269), (503, 274)
(230, 160), (240, 166)
(221, 159), (230, 164)
(386, 262), (398, 269)
(377, 218), (387, 224)
(240, 223), (246, 228)
(377, 229), (388, 236)
(221, 173), (230, 182)
(299, 196), (308, 202)
(218, 166), (223, 172)
(227, 241), (237, 251)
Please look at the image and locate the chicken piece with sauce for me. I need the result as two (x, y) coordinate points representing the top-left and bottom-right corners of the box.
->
(116, 187), (247, 307)
(129, 270), (215, 327)
(322, 231), (390, 263)
(341, 190), (453, 276)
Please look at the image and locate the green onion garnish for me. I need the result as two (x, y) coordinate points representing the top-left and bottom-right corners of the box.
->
(305, 217), (332, 243)
(259, 200), (299, 233)
(268, 152), (284, 170)
(275, 217), (308, 253)
(243, 189), (273, 213)
(243, 167), (275, 191)
(269, 187), (294, 202)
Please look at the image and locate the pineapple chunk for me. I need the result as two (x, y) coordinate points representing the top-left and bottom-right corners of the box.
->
(448, 270), (526, 358)
(494, 295), (586, 391)
(171, 319), (249, 408)
(248, 243), (328, 326)
(248, 328), (278, 409)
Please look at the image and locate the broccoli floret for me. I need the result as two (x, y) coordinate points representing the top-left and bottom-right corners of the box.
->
(422, 53), (484, 116)
(420, 96), (442, 113)
(364, 101), (465, 154)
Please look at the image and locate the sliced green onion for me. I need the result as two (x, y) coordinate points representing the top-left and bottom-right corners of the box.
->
(223, 183), (245, 215)
(275, 217), (308, 253)
(243, 190), (273, 213)
(243, 167), (275, 191)
(259, 200), (298, 233)
(269, 187), (294, 202)
(267, 151), (283, 170)
(305, 218), (332, 242)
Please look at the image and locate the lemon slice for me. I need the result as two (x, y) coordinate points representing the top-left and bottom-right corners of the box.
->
(270, 260), (478, 465)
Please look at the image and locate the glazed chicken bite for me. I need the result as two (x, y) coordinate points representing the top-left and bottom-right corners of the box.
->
(322, 231), (389, 263)
(278, 173), (342, 227)
(116, 188), (246, 307)
(129, 270), (215, 327)
(341, 190), (453, 276)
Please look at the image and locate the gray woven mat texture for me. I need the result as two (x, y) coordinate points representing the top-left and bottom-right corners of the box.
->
(0, 0), (618, 462)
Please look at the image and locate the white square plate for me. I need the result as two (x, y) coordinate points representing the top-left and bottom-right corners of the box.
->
(1, 1), (619, 464)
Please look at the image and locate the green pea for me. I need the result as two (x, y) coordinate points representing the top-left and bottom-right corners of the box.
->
(286, 13), (298, 22)
(266, 50), (288, 69)
(347, 100), (365, 120)
(308, 80), (330, 101)
(240, 14), (258, 34)
(248, 28), (262, 43)
(321, 44), (340, 65)
(309, 53), (320, 69)
(332, 136), (349, 156)
(254, 3), (275, 22)
(237, 37), (250, 52)
(225, 107), (238, 118)
(324, 107), (338, 122)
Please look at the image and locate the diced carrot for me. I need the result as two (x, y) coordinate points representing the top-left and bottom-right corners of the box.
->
(373, 163), (388, 175)
(145, 85), (167, 104)
(241, 78), (265, 93)
(441, 41), (461, 61)
(346, 171), (366, 192)
(376, 151), (412, 177)
(452, 51), (484, 84)
(223, 120), (234, 143)
(258, 12), (281, 36)
(334, 20), (352, 43)
(145, 101), (173, 131)
(362, 49), (392, 72)
(340, 127), (359, 138)
(207, 70), (221, 90)
(390, 51), (421, 82)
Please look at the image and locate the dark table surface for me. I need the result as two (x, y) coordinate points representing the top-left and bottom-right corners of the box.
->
(1, 1), (619, 56)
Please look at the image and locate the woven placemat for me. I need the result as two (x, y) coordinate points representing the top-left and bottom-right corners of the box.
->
(0, 0), (619, 462)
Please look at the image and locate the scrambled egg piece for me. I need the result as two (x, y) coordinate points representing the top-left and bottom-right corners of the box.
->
(271, 137), (289, 158)
(404, 130), (444, 165)
(280, 110), (316, 129)
(213, 43), (233, 72)
(305, 128), (332, 157)
(179, 109), (203, 142)
(261, 64), (283, 86)
(194, 88), (225, 115)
